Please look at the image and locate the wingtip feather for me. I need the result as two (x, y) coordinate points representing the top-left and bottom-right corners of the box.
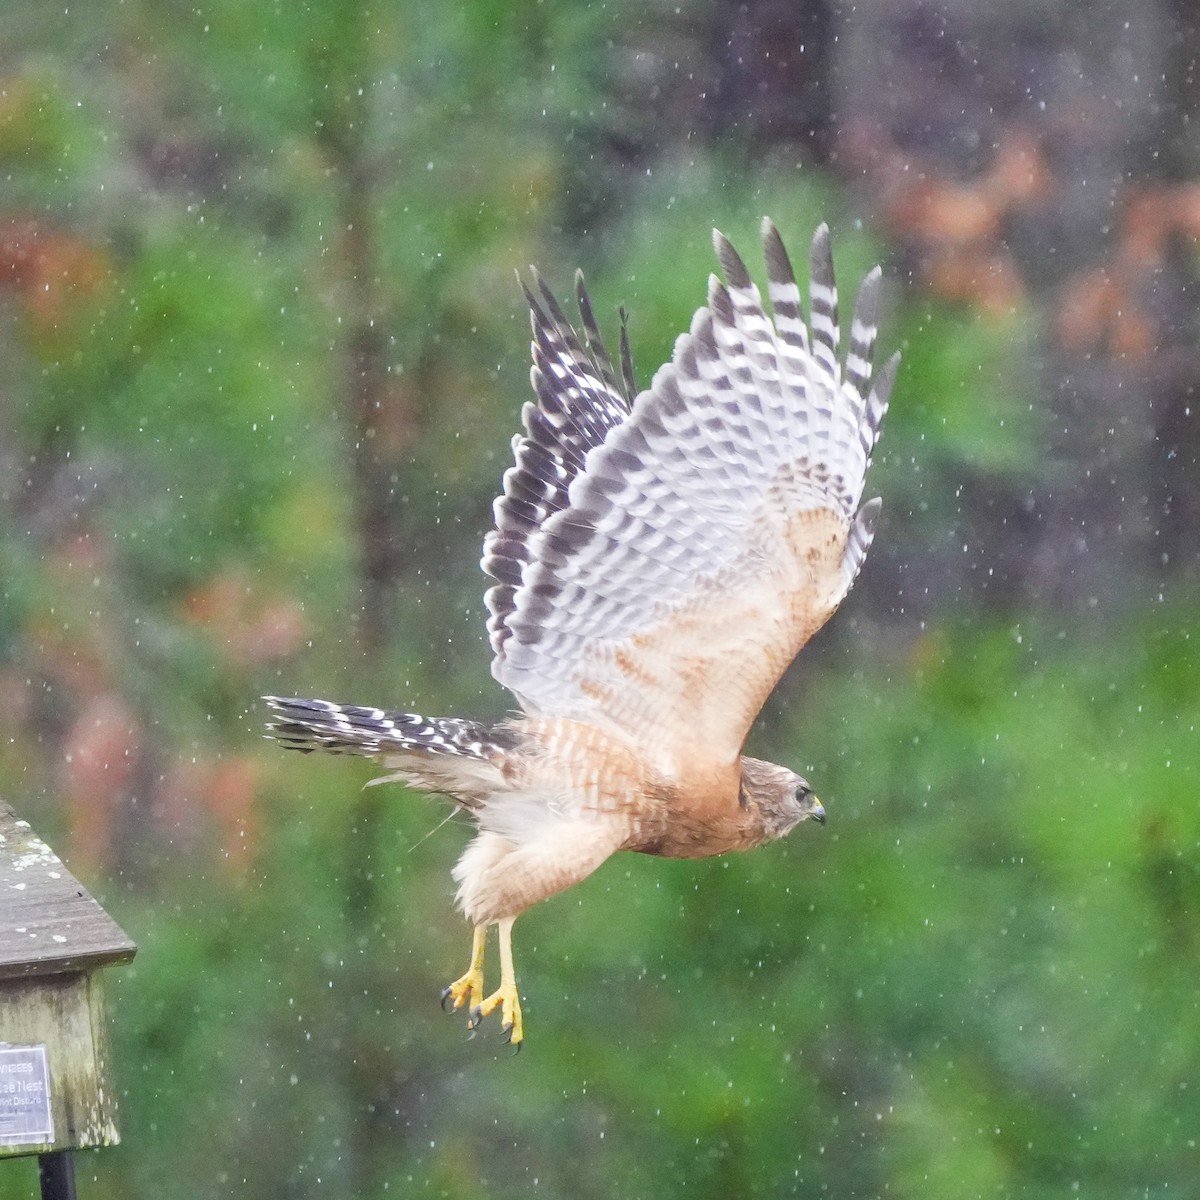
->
(810, 223), (834, 280)
(712, 228), (752, 289)
(873, 349), (901, 403)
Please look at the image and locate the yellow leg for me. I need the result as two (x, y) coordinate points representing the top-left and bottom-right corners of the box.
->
(472, 916), (524, 1048)
(441, 923), (486, 1014)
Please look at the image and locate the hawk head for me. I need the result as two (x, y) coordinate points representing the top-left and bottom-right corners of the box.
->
(739, 756), (826, 842)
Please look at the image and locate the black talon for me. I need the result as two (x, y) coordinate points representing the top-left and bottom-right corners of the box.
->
(467, 1005), (483, 1030)
(440, 986), (455, 1013)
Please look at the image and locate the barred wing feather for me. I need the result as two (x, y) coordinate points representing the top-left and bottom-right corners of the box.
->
(482, 270), (634, 661)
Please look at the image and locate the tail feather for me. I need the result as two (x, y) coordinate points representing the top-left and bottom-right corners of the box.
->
(263, 696), (510, 763)
(263, 696), (516, 804)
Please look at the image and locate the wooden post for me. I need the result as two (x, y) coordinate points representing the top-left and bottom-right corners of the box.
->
(0, 801), (136, 1186)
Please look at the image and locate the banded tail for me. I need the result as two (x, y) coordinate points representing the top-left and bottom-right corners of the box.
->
(264, 696), (503, 758)
(263, 696), (515, 802)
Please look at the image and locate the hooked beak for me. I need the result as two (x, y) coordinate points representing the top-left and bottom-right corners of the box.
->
(809, 800), (826, 825)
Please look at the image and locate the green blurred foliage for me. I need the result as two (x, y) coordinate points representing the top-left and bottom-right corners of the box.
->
(1, 2), (1198, 1199)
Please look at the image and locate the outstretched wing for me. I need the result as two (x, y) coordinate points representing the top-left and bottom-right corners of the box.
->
(487, 220), (897, 780)
(482, 270), (635, 662)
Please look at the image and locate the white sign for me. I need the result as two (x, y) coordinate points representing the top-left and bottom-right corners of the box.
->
(0, 1045), (53, 1147)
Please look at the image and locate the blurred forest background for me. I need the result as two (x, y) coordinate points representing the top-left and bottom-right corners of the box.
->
(2, 0), (1199, 1197)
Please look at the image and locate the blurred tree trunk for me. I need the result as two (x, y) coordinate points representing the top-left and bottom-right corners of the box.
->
(311, 9), (408, 1195)
(318, 45), (401, 659)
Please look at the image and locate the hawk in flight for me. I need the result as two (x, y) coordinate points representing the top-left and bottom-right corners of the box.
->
(266, 220), (896, 1047)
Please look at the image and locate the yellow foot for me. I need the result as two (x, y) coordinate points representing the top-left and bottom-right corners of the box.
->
(440, 966), (483, 1014)
(442, 918), (525, 1049)
(470, 982), (524, 1049)
(441, 924), (486, 1014)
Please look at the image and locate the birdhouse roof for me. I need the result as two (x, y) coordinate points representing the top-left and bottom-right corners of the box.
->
(0, 802), (136, 980)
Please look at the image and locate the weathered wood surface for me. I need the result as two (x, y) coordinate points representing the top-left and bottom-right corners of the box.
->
(0, 802), (136, 979)
(0, 972), (121, 1154)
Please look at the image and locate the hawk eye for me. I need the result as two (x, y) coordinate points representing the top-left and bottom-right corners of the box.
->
(795, 784), (812, 802)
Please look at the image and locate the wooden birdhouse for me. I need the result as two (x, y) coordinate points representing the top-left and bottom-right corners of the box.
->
(0, 800), (136, 1179)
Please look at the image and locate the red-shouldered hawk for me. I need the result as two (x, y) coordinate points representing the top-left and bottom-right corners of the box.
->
(265, 220), (897, 1048)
